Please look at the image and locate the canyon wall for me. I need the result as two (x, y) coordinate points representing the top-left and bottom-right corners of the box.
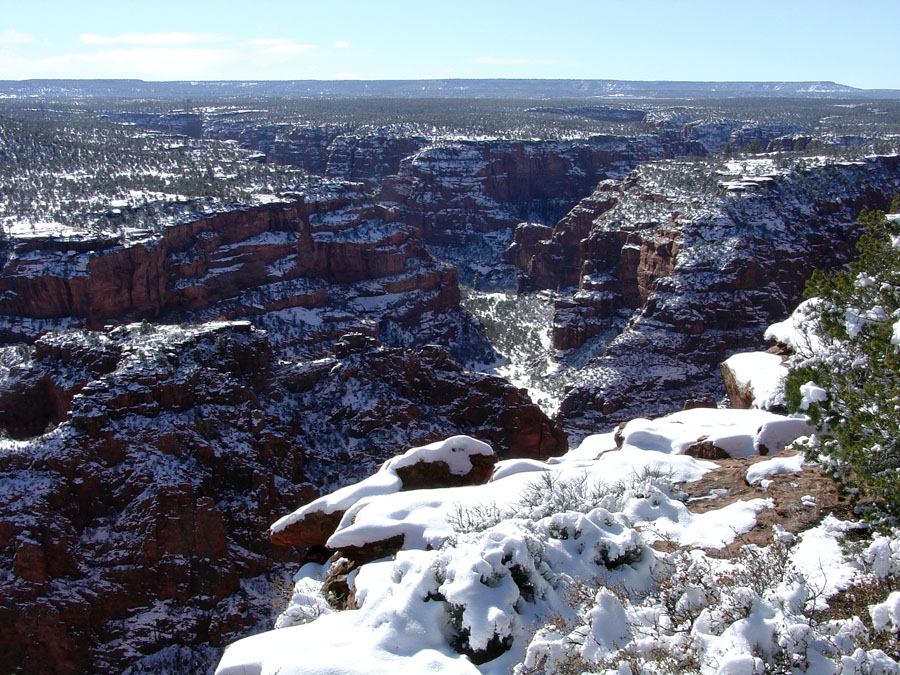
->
(200, 113), (822, 288)
(0, 322), (566, 674)
(513, 155), (900, 437)
(0, 182), (492, 363)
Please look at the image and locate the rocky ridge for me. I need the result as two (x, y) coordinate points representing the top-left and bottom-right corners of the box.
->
(0, 321), (565, 674)
(0, 179), (492, 364)
(514, 154), (900, 436)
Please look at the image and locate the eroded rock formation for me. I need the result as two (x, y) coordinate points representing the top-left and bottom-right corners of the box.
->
(515, 155), (900, 436)
(0, 181), (493, 364)
(0, 322), (565, 673)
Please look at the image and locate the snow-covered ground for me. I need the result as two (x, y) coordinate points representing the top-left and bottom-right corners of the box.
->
(461, 289), (569, 415)
(217, 407), (900, 674)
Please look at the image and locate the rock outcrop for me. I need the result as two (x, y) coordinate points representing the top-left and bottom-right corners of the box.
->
(379, 133), (692, 285)
(508, 180), (622, 293)
(0, 322), (565, 674)
(279, 335), (567, 490)
(0, 181), (493, 364)
(515, 155), (900, 437)
(0, 322), (305, 674)
(270, 435), (499, 551)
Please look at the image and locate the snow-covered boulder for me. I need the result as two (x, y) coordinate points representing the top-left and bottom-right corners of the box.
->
(618, 408), (813, 459)
(721, 350), (788, 410)
(764, 297), (827, 358)
(269, 436), (496, 548)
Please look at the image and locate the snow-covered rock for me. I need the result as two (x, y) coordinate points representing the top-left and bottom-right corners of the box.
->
(0, 324), (563, 674)
(519, 154), (900, 437)
(721, 351), (788, 410)
(217, 408), (838, 675)
(270, 436), (496, 548)
(0, 181), (495, 365)
(619, 408), (812, 459)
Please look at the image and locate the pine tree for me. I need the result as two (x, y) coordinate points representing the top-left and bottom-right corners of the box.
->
(785, 209), (900, 519)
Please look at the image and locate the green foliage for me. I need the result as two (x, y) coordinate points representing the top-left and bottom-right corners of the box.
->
(785, 209), (900, 519)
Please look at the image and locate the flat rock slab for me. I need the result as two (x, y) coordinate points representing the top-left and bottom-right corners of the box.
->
(679, 452), (861, 553)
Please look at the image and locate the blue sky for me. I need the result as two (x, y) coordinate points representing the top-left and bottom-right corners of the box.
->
(1, 0), (898, 88)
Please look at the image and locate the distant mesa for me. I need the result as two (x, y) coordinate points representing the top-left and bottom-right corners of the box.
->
(1, 78), (897, 99)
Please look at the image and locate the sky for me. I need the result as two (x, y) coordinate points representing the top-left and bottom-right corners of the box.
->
(0, 0), (898, 89)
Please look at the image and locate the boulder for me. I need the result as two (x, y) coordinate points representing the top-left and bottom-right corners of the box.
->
(270, 435), (501, 550)
(269, 510), (346, 549)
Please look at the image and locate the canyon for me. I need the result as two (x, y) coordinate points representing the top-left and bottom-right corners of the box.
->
(521, 154), (900, 436)
(0, 321), (565, 673)
(2, 94), (900, 673)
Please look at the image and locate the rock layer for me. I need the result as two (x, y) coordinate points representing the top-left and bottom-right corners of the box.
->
(0, 322), (565, 673)
(516, 155), (900, 437)
(0, 182), (493, 363)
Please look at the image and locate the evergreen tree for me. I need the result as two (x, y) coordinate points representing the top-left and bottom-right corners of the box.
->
(785, 208), (900, 519)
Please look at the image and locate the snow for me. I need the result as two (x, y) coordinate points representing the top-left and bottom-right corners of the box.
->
(799, 381), (828, 410)
(892, 320), (900, 347)
(220, 407), (895, 675)
(722, 351), (788, 409)
(321, 410), (813, 554)
(6, 220), (87, 239)
(746, 452), (804, 485)
(755, 417), (815, 455)
(271, 306), (324, 327)
(619, 408), (811, 459)
(269, 461), (401, 533)
(352, 292), (405, 312)
(217, 608), (480, 675)
(624, 494), (774, 548)
(388, 435), (493, 476)
(865, 535), (900, 579)
(764, 298), (826, 358)
(845, 305), (889, 338)
(790, 515), (863, 606)
(871, 592), (900, 633)
(490, 458), (550, 481)
(327, 485), (477, 550)
(270, 436), (493, 535)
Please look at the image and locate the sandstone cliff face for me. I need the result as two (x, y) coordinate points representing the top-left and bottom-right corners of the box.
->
(202, 119), (343, 175)
(509, 179), (623, 292)
(0, 188), (399, 321)
(379, 133), (692, 286)
(515, 155), (900, 437)
(0, 181), (493, 363)
(0, 322), (566, 674)
(677, 119), (808, 156)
